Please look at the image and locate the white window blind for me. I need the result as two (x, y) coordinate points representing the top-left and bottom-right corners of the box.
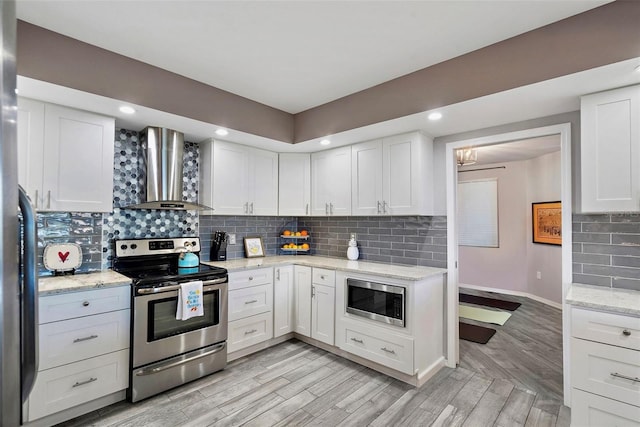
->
(458, 179), (499, 247)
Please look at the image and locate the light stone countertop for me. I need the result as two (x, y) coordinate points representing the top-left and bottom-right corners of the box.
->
(566, 283), (640, 316)
(202, 255), (447, 281)
(39, 270), (131, 296)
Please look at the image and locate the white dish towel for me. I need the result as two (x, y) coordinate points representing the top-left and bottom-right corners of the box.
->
(176, 280), (204, 320)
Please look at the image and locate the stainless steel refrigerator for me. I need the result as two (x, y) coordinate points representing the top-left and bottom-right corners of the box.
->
(1, 1), (39, 425)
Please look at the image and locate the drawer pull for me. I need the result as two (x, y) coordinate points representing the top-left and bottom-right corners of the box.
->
(380, 347), (396, 355)
(72, 377), (97, 388)
(82, 301), (90, 307)
(244, 329), (258, 335)
(244, 299), (258, 305)
(611, 372), (640, 383)
(350, 337), (364, 344)
(73, 334), (98, 343)
(622, 329), (631, 336)
(248, 276), (253, 281)
(320, 275), (325, 280)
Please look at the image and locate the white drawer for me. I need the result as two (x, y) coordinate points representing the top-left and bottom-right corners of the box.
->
(572, 307), (640, 351)
(338, 318), (413, 375)
(39, 286), (130, 324)
(227, 312), (273, 353)
(312, 268), (335, 287)
(571, 388), (640, 427)
(27, 349), (129, 421)
(229, 267), (273, 291)
(571, 338), (640, 408)
(228, 283), (273, 321)
(39, 309), (130, 370)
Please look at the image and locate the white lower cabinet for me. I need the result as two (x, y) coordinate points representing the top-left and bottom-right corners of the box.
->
(570, 306), (640, 426)
(27, 285), (130, 423)
(227, 267), (274, 353)
(273, 265), (295, 337)
(338, 318), (414, 375)
(295, 267), (335, 346)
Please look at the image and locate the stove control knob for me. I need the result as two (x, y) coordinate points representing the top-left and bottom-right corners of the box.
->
(120, 244), (128, 250)
(131, 244), (138, 250)
(192, 240), (197, 247)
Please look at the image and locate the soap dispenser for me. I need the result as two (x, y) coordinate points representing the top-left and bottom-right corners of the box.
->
(347, 234), (359, 260)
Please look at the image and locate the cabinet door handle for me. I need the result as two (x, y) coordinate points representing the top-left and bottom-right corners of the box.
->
(34, 190), (39, 209)
(306, 203), (309, 215)
(47, 190), (51, 209)
(377, 201), (381, 214)
(330, 203), (334, 215)
(382, 200), (388, 214)
(82, 301), (90, 307)
(276, 269), (280, 281)
(73, 334), (98, 343)
(244, 299), (258, 305)
(244, 202), (248, 213)
(611, 372), (640, 383)
(244, 329), (258, 335)
(622, 329), (631, 336)
(350, 337), (363, 344)
(325, 203), (329, 215)
(72, 377), (98, 388)
(311, 285), (316, 298)
(250, 202), (254, 214)
(380, 347), (396, 355)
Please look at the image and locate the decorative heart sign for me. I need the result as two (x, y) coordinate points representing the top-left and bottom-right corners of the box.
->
(43, 243), (82, 273)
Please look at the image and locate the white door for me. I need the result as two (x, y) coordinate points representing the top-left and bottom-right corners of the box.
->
(273, 266), (294, 338)
(293, 265), (312, 337)
(42, 104), (115, 212)
(279, 153), (311, 216)
(351, 140), (383, 215)
(212, 140), (250, 215)
(250, 148), (278, 215)
(311, 283), (335, 346)
(17, 97), (45, 209)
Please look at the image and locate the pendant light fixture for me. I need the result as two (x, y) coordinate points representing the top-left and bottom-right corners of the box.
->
(456, 148), (478, 166)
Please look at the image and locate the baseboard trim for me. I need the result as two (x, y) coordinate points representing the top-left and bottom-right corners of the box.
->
(459, 283), (562, 310)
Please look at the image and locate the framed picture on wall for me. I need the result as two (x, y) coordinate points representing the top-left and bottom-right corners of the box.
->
(244, 236), (265, 258)
(532, 201), (562, 245)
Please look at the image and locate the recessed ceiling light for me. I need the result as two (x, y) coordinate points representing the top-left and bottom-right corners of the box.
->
(428, 112), (442, 121)
(119, 106), (136, 114)
(215, 128), (229, 136)
(320, 139), (331, 146)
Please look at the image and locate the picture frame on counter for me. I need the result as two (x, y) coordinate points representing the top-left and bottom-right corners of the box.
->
(244, 236), (265, 258)
(532, 201), (562, 245)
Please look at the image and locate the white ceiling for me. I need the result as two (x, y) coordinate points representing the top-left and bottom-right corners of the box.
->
(17, 0), (612, 114)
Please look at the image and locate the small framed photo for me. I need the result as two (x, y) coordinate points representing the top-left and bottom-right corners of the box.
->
(532, 201), (562, 246)
(244, 236), (265, 258)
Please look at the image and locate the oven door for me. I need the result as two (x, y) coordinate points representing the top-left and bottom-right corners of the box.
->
(132, 278), (228, 368)
(346, 278), (405, 327)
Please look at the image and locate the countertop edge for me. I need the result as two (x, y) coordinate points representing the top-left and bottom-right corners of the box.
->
(38, 271), (132, 296)
(566, 283), (640, 316)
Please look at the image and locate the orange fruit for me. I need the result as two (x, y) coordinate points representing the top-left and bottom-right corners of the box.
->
(301, 243), (310, 250)
(300, 230), (308, 236)
(283, 230), (291, 236)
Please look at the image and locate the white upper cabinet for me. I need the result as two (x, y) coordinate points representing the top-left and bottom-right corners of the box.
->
(311, 145), (351, 216)
(18, 98), (115, 212)
(200, 139), (278, 215)
(352, 132), (433, 216)
(581, 85), (640, 213)
(279, 153), (311, 216)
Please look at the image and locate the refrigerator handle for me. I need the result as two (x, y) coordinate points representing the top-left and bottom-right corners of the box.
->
(18, 186), (38, 402)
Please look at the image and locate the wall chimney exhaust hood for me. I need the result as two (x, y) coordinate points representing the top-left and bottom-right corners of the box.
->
(125, 127), (212, 211)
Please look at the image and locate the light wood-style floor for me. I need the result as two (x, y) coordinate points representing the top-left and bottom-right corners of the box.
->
(57, 291), (569, 427)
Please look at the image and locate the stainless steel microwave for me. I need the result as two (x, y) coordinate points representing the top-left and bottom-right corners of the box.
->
(346, 278), (405, 327)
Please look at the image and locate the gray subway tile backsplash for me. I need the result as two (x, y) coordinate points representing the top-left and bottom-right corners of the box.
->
(572, 213), (640, 290)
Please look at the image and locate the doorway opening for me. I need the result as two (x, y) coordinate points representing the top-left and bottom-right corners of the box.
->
(444, 124), (572, 406)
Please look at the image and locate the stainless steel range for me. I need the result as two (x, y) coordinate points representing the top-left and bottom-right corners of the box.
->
(113, 237), (228, 402)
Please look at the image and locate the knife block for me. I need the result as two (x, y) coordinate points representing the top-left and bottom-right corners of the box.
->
(211, 243), (227, 261)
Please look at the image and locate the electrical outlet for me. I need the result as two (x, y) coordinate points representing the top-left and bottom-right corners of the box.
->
(536, 271), (541, 280)
(228, 233), (236, 245)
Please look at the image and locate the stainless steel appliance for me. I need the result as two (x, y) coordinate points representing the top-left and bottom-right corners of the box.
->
(346, 278), (405, 327)
(2, 2), (40, 425)
(113, 237), (228, 402)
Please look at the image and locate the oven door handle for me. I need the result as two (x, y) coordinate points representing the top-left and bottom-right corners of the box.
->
(137, 277), (228, 294)
(135, 342), (227, 376)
